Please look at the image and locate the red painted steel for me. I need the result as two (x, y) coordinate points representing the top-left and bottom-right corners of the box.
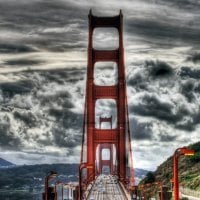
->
(93, 50), (119, 62)
(86, 9), (127, 181)
(94, 129), (118, 142)
(99, 116), (112, 129)
(79, 10), (135, 199)
(173, 147), (195, 200)
(173, 150), (179, 200)
(94, 85), (118, 99)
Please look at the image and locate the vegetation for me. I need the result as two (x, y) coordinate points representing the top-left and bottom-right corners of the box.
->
(0, 163), (79, 199)
(142, 172), (155, 184)
(0, 163), (79, 189)
(140, 141), (200, 191)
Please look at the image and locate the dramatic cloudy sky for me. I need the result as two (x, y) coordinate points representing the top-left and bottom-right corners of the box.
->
(0, 0), (199, 171)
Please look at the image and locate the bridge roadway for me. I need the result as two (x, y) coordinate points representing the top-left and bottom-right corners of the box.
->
(87, 175), (128, 200)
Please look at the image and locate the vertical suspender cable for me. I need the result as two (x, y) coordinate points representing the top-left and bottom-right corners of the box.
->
(125, 86), (135, 186)
(80, 87), (87, 164)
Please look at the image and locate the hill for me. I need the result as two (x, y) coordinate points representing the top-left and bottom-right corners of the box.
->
(0, 163), (78, 190)
(0, 163), (79, 200)
(0, 163), (148, 200)
(0, 158), (15, 168)
(140, 141), (200, 191)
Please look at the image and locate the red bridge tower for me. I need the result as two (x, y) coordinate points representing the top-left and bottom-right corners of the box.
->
(79, 10), (135, 199)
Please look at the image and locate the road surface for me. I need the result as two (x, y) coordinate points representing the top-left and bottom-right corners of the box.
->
(87, 175), (128, 200)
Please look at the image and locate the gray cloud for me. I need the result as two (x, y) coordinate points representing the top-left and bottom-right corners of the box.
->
(159, 133), (177, 142)
(180, 79), (198, 102)
(127, 60), (174, 91)
(0, 115), (21, 150)
(131, 118), (153, 140)
(127, 60), (200, 132)
(34, 68), (86, 84)
(5, 59), (44, 66)
(13, 111), (37, 128)
(180, 66), (200, 79)
(130, 93), (174, 121)
(0, 66), (86, 153)
(0, 80), (35, 97)
(38, 91), (73, 107)
(130, 92), (199, 131)
(0, 0), (88, 52)
(158, 0), (200, 11)
(127, 71), (147, 90)
(186, 53), (200, 63)
(0, 43), (36, 54)
(0, 0), (199, 55)
(52, 127), (81, 148)
(125, 18), (200, 47)
(145, 60), (174, 77)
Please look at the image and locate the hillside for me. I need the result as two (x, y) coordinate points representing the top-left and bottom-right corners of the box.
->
(141, 141), (200, 191)
(0, 158), (15, 168)
(0, 163), (79, 200)
(0, 163), (79, 189)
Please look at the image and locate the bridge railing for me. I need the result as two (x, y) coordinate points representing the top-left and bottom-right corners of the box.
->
(82, 173), (98, 199)
(180, 187), (200, 198)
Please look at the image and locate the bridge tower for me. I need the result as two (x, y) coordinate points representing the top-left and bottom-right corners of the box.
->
(79, 10), (135, 199)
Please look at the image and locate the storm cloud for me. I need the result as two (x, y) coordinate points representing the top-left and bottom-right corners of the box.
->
(0, 43), (36, 54)
(179, 66), (200, 79)
(186, 53), (200, 63)
(131, 118), (153, 140)
(0, 0), (199, 170)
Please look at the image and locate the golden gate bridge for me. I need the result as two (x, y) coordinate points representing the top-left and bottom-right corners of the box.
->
(42, 10), (195, 200)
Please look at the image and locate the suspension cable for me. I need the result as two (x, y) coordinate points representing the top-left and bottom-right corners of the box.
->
(80, 86), (87, 164)
(125, 86), (135, 186)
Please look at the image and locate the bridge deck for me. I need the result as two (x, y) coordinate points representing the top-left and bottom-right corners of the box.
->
(87, 175), (128, 200)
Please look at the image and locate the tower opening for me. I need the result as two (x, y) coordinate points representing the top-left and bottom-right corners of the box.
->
(94, 62), (118, 86)
(93, 28), (119, 50)
(95, 99), (117, 129)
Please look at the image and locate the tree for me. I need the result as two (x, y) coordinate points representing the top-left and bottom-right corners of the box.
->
(144, 172), (155, 184)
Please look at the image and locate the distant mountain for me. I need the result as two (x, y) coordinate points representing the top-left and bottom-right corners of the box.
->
(135, 168), (149, 177)
(0, 158), (15, 168)
(0, 163), (148, 199)
(0, 163), (148, 190)
(134, 168), (149, 184)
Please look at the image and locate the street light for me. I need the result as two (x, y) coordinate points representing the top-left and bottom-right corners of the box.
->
(79, 163), (86, 200)
(173, 147), (195, 200)
(154, 182), (164, 200)
(54, 181), (64, 200)
(44, 171), (57, 200)
(79, 162), (93, 200)
(63, 184), (70, 200)
(55, 181), (62, 200)
(138, 182), (164, 200)
(55, 182), (71, 200)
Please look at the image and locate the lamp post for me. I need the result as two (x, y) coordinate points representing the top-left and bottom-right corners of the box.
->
(62, 184), (64, 200)
(63, 184), (70, 200)
(44, 171), (57, 200)
(55, 182), (70, 200)
(139, 181), (164, 200)
(173, 147), (195, 200)
(79, 163), (92, 200)
(155, 182), (163, 200)
(54, 181), (63, 200)
(138, 185), (145, 200)
(79, 163), (86, 200)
